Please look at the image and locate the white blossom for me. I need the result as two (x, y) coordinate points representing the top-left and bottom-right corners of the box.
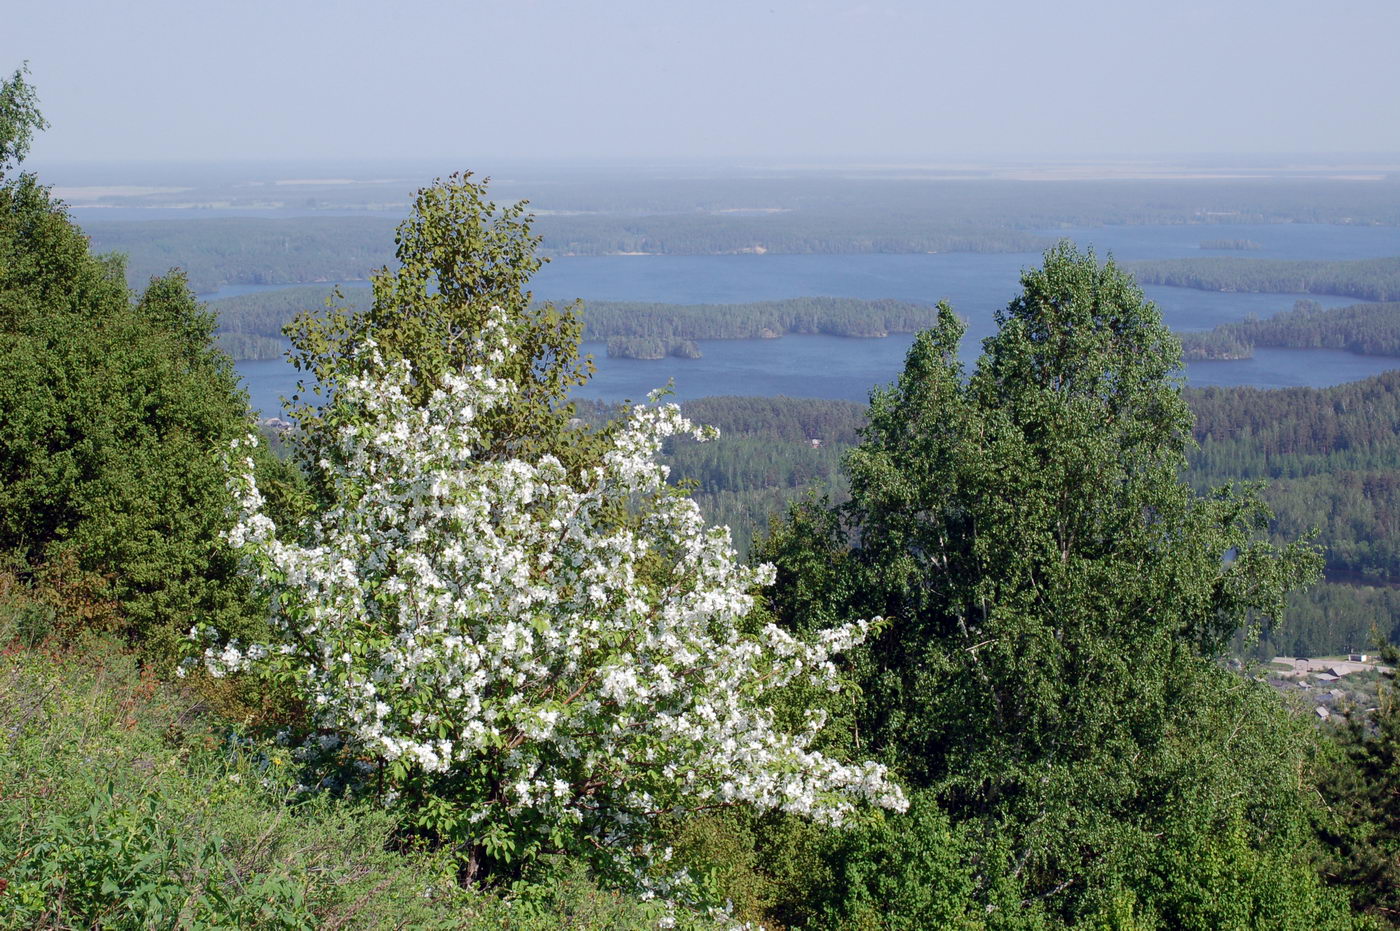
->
(211, 305), (904, 897)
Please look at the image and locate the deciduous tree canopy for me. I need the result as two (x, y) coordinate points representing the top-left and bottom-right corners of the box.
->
(759, 243), (1349, 925)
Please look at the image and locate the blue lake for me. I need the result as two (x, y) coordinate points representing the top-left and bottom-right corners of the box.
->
(218, 224), (1400, 415)
(237, 337), (1400, 416)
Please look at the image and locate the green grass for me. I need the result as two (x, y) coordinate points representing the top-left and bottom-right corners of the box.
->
(0, 589), (714, 929)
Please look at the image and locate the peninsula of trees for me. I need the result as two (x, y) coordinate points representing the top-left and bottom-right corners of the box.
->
(1180, 299), (1400, 359)
(1129, 255), (1400, 301)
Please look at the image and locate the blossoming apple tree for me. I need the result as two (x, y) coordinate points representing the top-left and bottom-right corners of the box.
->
(205, 176), (904, 892)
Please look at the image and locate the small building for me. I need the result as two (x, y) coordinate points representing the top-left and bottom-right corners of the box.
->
(1348, 653), (1369, 663)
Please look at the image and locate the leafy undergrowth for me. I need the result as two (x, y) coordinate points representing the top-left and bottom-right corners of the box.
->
(0, 597), (709, 929)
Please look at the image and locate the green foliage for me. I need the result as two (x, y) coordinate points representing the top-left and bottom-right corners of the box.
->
(784, 794), (988, 931)
(1317, 645), (1400, 925)
(0, 62), (47, 176)
(0, 624), (459, 928)
(285, 172), (607, 479)
(759, 243), (1347, 924)
(0, 593), (719, 929)
(0, 150), (290, 658)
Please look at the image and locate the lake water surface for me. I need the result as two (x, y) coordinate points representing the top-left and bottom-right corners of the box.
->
(223, 224), (1400, 415)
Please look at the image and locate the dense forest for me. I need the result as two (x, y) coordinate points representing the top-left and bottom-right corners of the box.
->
(7, 73), (1400, 929)
(84, 215), (397, 293)
(644, 377), (1400, 656)
(1186, 372), (1400, 654)
(1180, 299), (1400, 359)
(1130, 255), (1400, 301)
(665, 396), (866, 553)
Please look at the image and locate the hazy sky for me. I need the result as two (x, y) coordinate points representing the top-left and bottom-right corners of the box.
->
(7, 0), (1400, 164)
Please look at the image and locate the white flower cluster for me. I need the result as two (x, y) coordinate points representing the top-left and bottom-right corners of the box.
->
(214, 307), (905, 858)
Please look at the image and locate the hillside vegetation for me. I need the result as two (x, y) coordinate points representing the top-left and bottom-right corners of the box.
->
(6, 71), (1400, 928)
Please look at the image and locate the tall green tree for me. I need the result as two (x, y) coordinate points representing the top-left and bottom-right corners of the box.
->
(759, 243), (1353, 927)
(0, 67), (285, 659)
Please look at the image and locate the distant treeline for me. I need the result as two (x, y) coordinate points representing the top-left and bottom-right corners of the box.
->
(208, 291), (949, 360)
(1186, 371), (1400, 653)
(1200, 238), (1261, 250)
(632, 380), (1400, 655)
(84, 217), (397, 294)
(1180, 300), (1400, 360)
(534, 212), (1046, 256)
(606, 337), (701, 359)
(1129, 255), (1400, 301)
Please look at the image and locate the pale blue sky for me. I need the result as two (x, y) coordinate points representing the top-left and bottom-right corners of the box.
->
(7, 0), (1399, 163)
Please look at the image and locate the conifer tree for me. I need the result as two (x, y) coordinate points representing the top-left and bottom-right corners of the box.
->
(0, 66), (282, 657)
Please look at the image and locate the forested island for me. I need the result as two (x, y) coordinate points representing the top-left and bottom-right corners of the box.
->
(1129, 254), (1400, 301)
(1181, 299), (1400, 359)
(1200, 238), (1262, 250)
(210, 290), (952, 360)
(584, 296), (944, 341)
(606, 336), (701, 359)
